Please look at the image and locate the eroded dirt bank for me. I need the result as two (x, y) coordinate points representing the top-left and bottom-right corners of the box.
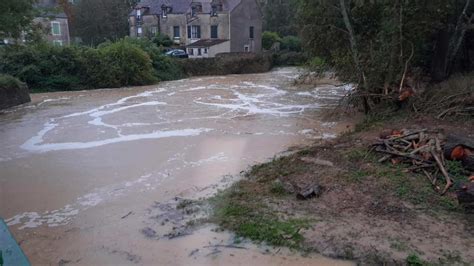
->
(210, 116), (474, 265)
(0, 67), (356, 265)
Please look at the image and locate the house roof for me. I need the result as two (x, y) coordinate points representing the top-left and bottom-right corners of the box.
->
(130, 0), (242, 16)
(186, 39), (229, 47)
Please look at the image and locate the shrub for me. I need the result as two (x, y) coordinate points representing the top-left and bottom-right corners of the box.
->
(280, 36), (302, 52)
(96, 39), (157, 86)
(152, 33), (174, 47)
(0, 44), (85, 91)
(262, 31), (281, 50)
(0, 74), (26, 89)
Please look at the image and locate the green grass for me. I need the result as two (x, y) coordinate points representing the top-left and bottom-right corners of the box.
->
(406, 253), (429, 266)
(270, 180), (288, 195)
(209, 181), (311, 249)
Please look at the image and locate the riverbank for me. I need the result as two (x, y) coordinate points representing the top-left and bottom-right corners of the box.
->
(208, 113), (474, 265)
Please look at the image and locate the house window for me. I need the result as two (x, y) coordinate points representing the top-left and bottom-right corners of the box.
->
(137, 27), (143, 36)
(189, 25), (201, 39)
(244, 45), (250, 52)
(51, 22), (61, 35)
(188, 48), (194, 55)
(211, 25), (218, 39)
(162, 5), (168, 18)
(211, 5), (218, 16)
(198, 48), (202, 56)
(204, 48), (208, 54)
(173, 26), (180, 38)
(151, 27), (158, 36)
(136, 9), (141, 22)
(53, 40), (63, 46)
(249, 26), (254, 39)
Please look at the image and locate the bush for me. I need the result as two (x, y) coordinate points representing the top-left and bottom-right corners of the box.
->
(262, 31), (281, 50)
(0, 38), (184, 92)
(0, 74), (26, 89)
(0, 44), (85, 91)
(96, 39), (157, 86)
(152, 33), (174, 47)
(273, 51), (308, 66)
(280, 36), (302, 52)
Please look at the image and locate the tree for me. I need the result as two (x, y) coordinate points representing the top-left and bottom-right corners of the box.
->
(297, 0), (474, 112)
(261, 0), (299, 36)
(0, 0), (35, 39)
(73, 0), (137, 46)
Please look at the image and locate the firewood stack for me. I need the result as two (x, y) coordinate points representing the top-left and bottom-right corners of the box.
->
(374, 129), (453, 194)
(373, 129), (474, 211)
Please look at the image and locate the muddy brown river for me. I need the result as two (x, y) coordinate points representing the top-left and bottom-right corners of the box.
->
(0, 68), (355, 265)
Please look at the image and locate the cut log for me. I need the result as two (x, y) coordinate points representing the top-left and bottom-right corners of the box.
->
(462, 155), (474, 171)
(457, 182), (474, 213)
(296, 184), (323, 200)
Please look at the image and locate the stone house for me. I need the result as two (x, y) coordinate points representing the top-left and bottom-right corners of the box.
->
(33, 0), (71, 46)
(129, 0), (262, 58)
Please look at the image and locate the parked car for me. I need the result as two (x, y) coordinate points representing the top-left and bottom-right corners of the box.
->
(165, 49), (189, 58)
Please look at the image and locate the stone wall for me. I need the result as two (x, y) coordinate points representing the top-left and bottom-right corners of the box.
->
(0, 75), (31, 110)
(178, 52), (272, 76)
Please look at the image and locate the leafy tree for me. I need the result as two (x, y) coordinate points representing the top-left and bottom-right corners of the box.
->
(73, 0), (137, 46)
(152, 33), (173, 47)
(280, 36), (302, 52)
(262, 31), (281, 50)
(297, 0), (474, 112)
(0, 0), (35, 38)
(261, 0), (299, 36)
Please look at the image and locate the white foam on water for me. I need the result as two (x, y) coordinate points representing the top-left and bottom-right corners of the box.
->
(22, 128), (212, 152)
(37, 97), (71, 106)
(185, 152), (228, 167)
(6, 172), (163, 229)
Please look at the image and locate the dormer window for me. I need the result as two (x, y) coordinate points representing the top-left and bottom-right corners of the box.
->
(161, 5), (168, 18)
(211, 5), (218, 16)
(191, 2), (202, 17)
(136, 9), (141, 22)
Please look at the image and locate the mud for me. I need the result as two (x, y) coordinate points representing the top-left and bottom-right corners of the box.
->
(0, 67), (355, 265)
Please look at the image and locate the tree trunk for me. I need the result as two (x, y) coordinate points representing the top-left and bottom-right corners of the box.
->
(339, 0), (370, 112)
(447, 0), (473, 76)
(431, 29), (451, 81)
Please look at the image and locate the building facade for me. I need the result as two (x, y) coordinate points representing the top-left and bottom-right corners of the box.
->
(129, 0), (262, 57)
(34, 0), (71, 46)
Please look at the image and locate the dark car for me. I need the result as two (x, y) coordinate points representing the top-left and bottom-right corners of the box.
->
(165, 49), (189, 58)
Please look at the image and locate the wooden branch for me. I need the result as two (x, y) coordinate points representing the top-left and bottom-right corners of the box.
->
(399, 40), (415, 92)
(430, 150), (453, 195)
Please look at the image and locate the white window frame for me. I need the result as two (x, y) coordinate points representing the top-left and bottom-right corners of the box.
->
(191, 25), (200, 39)
(244, 45), (250, 52)
(53, 40), (63, 46)
(51, 21), (61, 36)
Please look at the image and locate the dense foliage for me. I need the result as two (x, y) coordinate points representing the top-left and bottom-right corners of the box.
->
(259, 0), (299, 36)
(0, 0), (35, 38)
(262, 31), (281, 50)
(297, 0), (474, 112)
(72, 0), (138, 46)
(0, 74), (27, 90)
(0, 38), (184, 92)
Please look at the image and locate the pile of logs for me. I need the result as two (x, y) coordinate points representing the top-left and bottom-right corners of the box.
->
(374, 130), (474, 200)
(374, 129), (454, 194)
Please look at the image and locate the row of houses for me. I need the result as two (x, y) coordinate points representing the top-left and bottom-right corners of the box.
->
(129, 0), (263, 58)
(7, 0), (263, 59)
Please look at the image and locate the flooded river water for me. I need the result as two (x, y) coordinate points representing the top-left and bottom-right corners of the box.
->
(0, 68), (354, 265)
